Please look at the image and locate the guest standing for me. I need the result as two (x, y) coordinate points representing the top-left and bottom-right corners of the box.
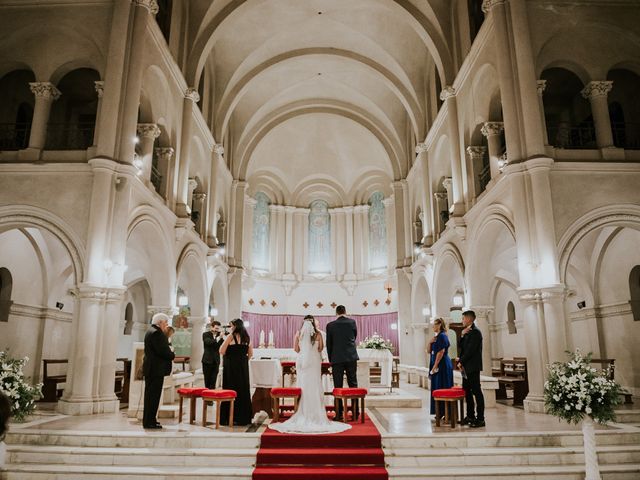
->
(142, 313), (175, 429)
(427, 318), (454, 416)
(457, 310), (485, 428)
(202, 320), (224, 389)
(219, 318), (253, 426)
(0, 390), (10, 468)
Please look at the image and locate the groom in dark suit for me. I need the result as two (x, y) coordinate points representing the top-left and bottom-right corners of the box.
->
(326, 305), (359, 420)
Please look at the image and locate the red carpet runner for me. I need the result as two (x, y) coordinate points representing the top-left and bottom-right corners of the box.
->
(252, 414), (388, 479)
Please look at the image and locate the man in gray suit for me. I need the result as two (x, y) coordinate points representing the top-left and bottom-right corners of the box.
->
(326, 305), (359, 420)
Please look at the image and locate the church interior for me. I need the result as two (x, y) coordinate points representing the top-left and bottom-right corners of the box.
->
(1, 0), (640, 478)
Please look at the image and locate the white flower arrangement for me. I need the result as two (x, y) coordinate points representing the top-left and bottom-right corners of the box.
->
(544, 350), (622, 425)
(0, 351), (42, 422)
(358, 333), (394, 353)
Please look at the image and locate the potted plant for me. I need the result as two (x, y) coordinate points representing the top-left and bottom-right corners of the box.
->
(544, 350), (622, 480)
(0, 352), (42, 422)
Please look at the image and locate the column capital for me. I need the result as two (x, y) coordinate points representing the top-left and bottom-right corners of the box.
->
(439, 86), (456, 101)
(482, 0), (506, 14)
(270, 204), (286, 213)
(188, 178), (199, 190)
(517, 285), (569, 304)
(213, 143), (225, 156)
(245, 196), (257, 207)
(466, 146), (487, 159)
(481, 121), (504, 138)
(353, 204), (370, 214)
(468, 305), (495, 318)
(132, 0), (159, 15)
(94, 80), (105, 98)
(29, 81), (61, 100)
(415, 142), (428, 154)
(433, 192), (447, 200)
(184, 87), (200, 103)
(193, 192), (207, 201)
(442, 177), (453, 191)
(536, 79), (547, 95)
(136, 123), (161, 139)
(581, 81), (613, 99)
(154, 146), (174, 159)
(284, 205), (296, 213)
(382, 197), (394, 207)
(147, 305), (177, 316)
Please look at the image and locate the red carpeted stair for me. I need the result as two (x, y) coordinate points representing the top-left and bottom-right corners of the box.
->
(253, 414), (388, 479)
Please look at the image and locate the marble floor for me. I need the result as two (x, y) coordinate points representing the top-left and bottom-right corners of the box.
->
(13, 382), (637, 437)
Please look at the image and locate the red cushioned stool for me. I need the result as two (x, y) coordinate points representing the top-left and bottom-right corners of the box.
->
(280, 361), (296, 387)
(201, 389), (237, 429)
(433, 388), (465, 428)
(177, 387), (206, 424)
(333, 387), (368, 423)
(270, 387), (302, 422)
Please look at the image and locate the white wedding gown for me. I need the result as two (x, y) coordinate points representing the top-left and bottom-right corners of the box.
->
(269, 322), (351, 434)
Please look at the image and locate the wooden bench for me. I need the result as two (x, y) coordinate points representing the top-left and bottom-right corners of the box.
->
(590, 358), (633, 404)
(491, 357), (503, 377)
(391, 357), (400, 390)
(115, 357), (131, 404)
(41, 359), (68, 402)
(496, 359), (528, 406)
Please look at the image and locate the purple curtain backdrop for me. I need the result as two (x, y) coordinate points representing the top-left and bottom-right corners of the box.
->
(240, 311), (399, 355)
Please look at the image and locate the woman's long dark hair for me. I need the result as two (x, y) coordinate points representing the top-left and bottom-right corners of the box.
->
(231, 318), (250, 345)
(303, 314), (319, 345)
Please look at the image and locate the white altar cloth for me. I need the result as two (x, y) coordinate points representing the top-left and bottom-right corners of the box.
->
(252, 348), (392, 388)
(249, 358), (282, 388)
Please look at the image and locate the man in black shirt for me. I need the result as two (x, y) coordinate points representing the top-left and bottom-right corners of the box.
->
(202, 320), (223, 389)
(456, 310), (485, 428)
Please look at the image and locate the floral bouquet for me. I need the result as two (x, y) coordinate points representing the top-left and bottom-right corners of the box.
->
(358, 333), (394, 353)
(0, 351), (42, 422)
(544, 350), (622, 425)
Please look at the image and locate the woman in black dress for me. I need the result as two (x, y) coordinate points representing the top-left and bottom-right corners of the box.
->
(219, 318), (253, 426)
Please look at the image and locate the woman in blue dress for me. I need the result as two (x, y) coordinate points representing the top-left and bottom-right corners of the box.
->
(428, 318), (454, 416)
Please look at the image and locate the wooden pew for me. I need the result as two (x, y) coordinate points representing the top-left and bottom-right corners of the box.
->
(41, 359), (68, 402)
(496, 359), (528, 406)
(590, 358), (633, 404)
(491, 357), (503, 377)
(115, 357), (131, 404)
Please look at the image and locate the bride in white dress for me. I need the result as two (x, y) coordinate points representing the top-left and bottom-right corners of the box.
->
(269, 316), (351, 434)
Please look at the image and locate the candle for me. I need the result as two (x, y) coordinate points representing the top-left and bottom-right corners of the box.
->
(259, 330), (265, 347)
(268, 330), (274, 347)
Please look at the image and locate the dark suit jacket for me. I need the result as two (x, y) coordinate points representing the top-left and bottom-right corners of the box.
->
(459, 323), (483, 373)
(202, 331), (223, 364)
(143, 325), (175, 378)
(326, 316), (359, 364)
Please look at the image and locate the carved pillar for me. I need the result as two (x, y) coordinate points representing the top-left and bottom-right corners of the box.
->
(391, 180), (410, 267)
(268, 205), (278, 273)
(207, 144), (223, 246)
(481, 122), (504, 179)
(518, 289), (548, 413)
(416, 143), (433, 245)
(229, 180), (247, 267)
(344, 206), (356, 280)
(136, 123), (161, 183)
(383, 197), (395, 274)
(242, 196), (255, 270)
(433, 192), (448, 238)
(154, 147), (174, 201)
(536, 80), (549, 145)
(284, 206), (295, 277)
(332, 208), (346, 278)
(541, 286), (570, 364)
(192, 192), (207, 235)
(274, 205), (286, 276)
(466, 146), (486, 197)
(294, 208), (309, 278)
(189, 316), (207, 371)
(119, 0), (158, 164)
(27, 82), (61, 151)
(581, 81), (615, 149)
(440, 87), (465, 215)
(175, 88), (200, 217)
(469, 306), (494, 377)
(353, 205), (369, 277)
(92, 81), (105, 148)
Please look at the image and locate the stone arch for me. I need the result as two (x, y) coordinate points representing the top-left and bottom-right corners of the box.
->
(432, 242), (465, 317)
(176, 243), (208, 317)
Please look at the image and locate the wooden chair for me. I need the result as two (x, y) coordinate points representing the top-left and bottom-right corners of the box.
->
(497, 359), (528, 406)
(270, 387), (302, 422)
(177, 387), (206, 424)
(280, 361), (296, 387)
(201, 389), (237, 429)
(41, 359), (68, 402)
(433, 387), (466, 428)
(333, 387), (368, 423)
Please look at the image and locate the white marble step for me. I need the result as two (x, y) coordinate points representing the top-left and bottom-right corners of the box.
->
(614, 410), (640, 423)
(385, 445), (640, 467)
(0, 464), (252, 480)
(382, 430), (640, 449)
(5, 430), (260, 449)
(387, 463), (640, 480)
(7, 445), (257, 468)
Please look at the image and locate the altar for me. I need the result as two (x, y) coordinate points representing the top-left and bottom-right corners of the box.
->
(251, 348), (393, 389)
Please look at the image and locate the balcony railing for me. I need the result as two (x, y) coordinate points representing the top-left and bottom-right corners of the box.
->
(45, 122), (95, 150)
(546, 121), (596, 150)
(612, 122), (640, 150)
(0, 122), (31, 150)
(478, 163), (491, 193)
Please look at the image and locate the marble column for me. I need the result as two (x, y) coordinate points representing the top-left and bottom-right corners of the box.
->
(541, 286), (570, 364)
(518, 289), (548, 413)
(229, 181), (247, 267)
(269, 205), (278, 273)
(136, 123), (161, 183)
(469, 306), (494, 377)
(383, 197), (395, 274)
(207, 144), (224, 246)
(466, 146), (486, 197)
(189, 316), (207, 371)
(119, 0), (158, 164)
(293, 208), (309, 279)
(433, 192), (448, 238)
(98, 287), (126, 403)
(416, 143), (434, 245)
(275, 205), (286, 276)
(344, 206), (356, 282)
(242, 196), (256, 271)
(154, 147), (174, 201)
(536, 80), (549, 145)
(27, 82), (61, 151)
(284, 206), (295, 278)
(175, 88), (200, 217)
(439, 87), (465, 215)
(581, 81), (615, 149)
(481, 122), (504, 179)
(332, 208), (346, 278)
(353, 205), (369, 277)
(92, 81), (105, 149)
(391, 181), (410, 267)
(193, 192), (207, 236)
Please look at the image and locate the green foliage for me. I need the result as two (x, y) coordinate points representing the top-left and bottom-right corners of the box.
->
(0, 351), (42, 422)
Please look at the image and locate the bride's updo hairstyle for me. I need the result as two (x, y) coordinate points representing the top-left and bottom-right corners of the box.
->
(303, 315), (319, 345)
(231, 318), (250, 345)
